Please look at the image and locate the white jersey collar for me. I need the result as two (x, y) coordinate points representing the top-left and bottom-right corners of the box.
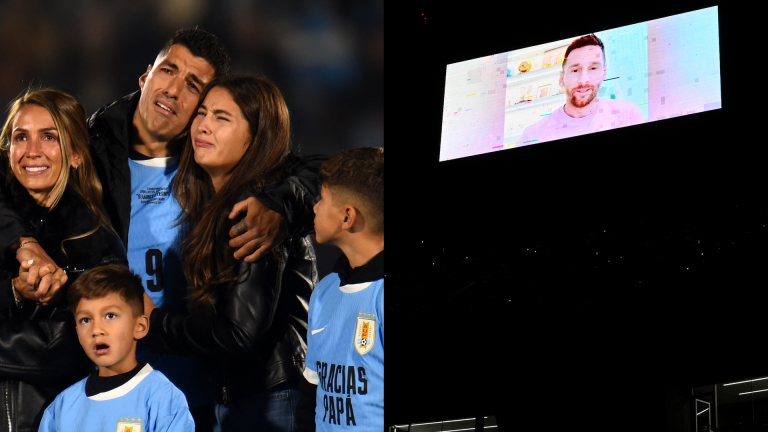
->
(88, 364), (153, 401)
(339, 281), (372, 293)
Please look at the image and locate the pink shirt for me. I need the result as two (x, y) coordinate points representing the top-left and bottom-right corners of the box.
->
(517, 98), (645, 147)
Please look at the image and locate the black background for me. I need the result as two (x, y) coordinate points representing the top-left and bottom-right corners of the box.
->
(387, 1), (766, 430)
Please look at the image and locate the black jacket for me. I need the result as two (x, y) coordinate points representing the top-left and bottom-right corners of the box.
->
(148, 232), (317, 403)
(0, 181), (127, 432)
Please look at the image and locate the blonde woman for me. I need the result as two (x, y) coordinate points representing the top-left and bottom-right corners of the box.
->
(0, 88), (127, 431)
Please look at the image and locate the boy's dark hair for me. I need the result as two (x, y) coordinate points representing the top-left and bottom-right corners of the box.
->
(67, 264), (145, 318)
(159, 27), (232, 78)
(563, 33), (605, 69)
(319, 147), (384, 235)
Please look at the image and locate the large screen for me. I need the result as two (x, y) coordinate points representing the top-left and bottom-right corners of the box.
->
(439, 6), (721, 161)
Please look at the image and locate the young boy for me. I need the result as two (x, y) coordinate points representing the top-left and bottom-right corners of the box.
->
(296, 147), (384, 431)
(39, 264), (194, 432)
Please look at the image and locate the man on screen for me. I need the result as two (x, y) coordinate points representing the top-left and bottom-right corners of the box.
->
(517, 34), (644, 146)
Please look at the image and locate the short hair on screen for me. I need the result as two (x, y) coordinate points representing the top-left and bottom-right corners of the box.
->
(67, 264), (145, 318)
(159, 27), (232, 78)
(563, 33), (606, 68)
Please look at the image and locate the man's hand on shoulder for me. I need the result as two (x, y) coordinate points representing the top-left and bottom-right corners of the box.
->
(228, 197), (288, 263)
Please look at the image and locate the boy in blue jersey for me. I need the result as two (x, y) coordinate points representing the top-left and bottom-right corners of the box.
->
(39, 265), (194, 432)
(296, 147), (384, 432)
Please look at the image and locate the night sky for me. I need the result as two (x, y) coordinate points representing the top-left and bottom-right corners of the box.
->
(386, 1), (764, 429)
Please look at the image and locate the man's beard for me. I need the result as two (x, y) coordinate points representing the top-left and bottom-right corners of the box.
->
(567, 84), (599, 108)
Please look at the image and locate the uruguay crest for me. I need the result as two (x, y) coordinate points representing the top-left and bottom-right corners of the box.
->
(354, 317), (376, 355)
(117, 421), (142, 432)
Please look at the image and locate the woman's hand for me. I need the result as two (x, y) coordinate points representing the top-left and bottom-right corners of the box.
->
(15, 240), (68, 304)
(228, 197), (287, 262)
(143, 293), (157, 317)
(15, 259), (68, 305)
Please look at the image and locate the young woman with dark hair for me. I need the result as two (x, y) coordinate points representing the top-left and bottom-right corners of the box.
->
(145, 75), (316, 432)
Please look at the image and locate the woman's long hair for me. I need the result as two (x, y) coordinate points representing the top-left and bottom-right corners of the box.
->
(173, 75), (291, 306)
(0, 88), (108, 251)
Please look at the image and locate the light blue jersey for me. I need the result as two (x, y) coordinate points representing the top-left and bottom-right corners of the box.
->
(304, 274), (384, 431)
(39, 364), (194, 432)
(127, 157), (209, 408)
(127, 157), (185, 310)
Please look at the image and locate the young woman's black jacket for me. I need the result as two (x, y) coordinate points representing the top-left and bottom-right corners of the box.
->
(0, 180), (128, 432)
(146, 187), (317, 404)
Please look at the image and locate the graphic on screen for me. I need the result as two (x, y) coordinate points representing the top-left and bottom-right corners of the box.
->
(439, 6), (721, 161)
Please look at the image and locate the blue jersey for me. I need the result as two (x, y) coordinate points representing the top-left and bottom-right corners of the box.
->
(39, 364), (194, 432)
(304, 274), (384, 431)
(127, 157), (209, 408)
(127, 157), (186, 310)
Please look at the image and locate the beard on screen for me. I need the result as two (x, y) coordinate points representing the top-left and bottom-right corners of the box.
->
(566, 83), (600, 108)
